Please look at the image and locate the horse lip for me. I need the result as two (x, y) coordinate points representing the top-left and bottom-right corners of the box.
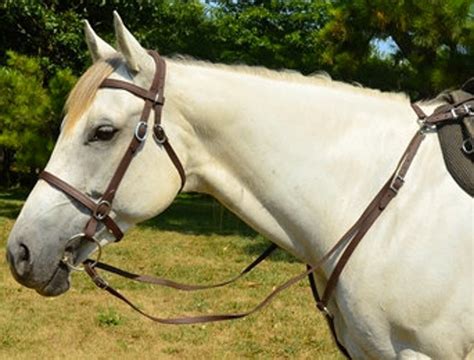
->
(36, 263), (71, 297)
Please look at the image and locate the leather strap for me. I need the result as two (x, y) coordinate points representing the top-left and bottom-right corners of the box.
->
(416, 97), (474, 125)
(87, 243), (277, 291)
(39, 171), (123, 240)
(40, 51), (186, 244)
(318, 131), (425, 310)
(84, 241), (343, 324)
(99, 79), (164, 104)
(83, 129), (426, 327)
(307, 265), (351, 359)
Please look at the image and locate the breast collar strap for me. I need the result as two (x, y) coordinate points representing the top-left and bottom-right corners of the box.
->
(39, 50), (185, 243)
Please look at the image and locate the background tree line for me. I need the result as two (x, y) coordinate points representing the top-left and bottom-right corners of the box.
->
(1, 0), (472, 187)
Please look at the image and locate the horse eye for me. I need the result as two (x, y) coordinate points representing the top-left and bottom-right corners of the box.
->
(91, 125), (117, 142)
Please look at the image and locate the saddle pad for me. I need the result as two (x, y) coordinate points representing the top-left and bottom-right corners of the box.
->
(436, 79), (474, 197)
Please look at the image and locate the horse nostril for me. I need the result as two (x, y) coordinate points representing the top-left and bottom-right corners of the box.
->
(18, 244), (30, 263)
(9, 243), (33, 278)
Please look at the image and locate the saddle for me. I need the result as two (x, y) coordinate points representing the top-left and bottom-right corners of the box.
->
(435, 78), (474, 196)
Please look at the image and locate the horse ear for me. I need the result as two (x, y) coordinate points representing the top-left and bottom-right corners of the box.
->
(84, 20), (116, 62)
(113, 11), (153, 73)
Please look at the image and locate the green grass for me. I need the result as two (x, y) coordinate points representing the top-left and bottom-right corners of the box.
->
(0, 190), (343, 359)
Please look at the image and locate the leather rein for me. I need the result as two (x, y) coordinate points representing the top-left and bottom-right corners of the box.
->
(38, 50), (473, 353)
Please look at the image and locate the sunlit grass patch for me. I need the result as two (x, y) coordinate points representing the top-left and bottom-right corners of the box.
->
(0, 191), (343, 359)
(97, 307), (125, 327)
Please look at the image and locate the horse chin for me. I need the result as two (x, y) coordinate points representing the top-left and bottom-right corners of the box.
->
(36, 264), (71, 297)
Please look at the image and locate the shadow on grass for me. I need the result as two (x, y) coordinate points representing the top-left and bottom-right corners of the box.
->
(139, 193), (258, 237)
(242, 236), (300, 263)
(140, 194), (300, 263)
(0, 190), (299, 263)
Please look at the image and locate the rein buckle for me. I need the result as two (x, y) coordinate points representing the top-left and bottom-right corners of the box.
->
(134, 122), (148, 142)
(153, 124), (168, 144)
(389, 174), (405, 194)
(317, 302), (334, 319)
(93, 199), (112, 221)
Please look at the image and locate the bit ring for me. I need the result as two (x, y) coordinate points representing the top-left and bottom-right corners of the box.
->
(61, 233), (102, 272)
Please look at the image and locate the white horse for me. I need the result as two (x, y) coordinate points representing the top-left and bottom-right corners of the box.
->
(6, 13), (473, 359)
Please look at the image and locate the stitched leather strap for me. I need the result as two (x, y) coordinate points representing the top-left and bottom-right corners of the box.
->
(84, 242), (341, 324)
(86, 243), (277, 291)
(39, 171), (123, 240)
(307, 265), (351, 359)
(318, 131), (425, 310)
(82, 130), (426, 326)
(412, 97), (474, 125)
(100, 79), (164, 104)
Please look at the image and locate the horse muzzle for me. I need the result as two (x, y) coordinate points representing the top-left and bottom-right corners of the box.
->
(6, 233), (71, 296)
(6, 228), (104, 297)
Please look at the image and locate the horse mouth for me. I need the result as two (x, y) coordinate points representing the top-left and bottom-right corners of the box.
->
(36, 263), (71, 297)
(36, 237), (102, 297)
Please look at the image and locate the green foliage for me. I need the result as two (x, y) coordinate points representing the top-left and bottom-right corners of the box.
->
(0, 51), (76, 184)
(0, 0), (472, 186)
(0, 1), (85, 78)
(0, 52), (51, 172)
(48, 67), (77, 124)
(0, 0), (213, 76)
(317, 0), (474, 97)
(96, 307), (124, 327)
(210, 1), (330, 72)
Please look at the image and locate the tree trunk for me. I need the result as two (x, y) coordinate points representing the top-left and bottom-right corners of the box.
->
(0, 147), (12, 188)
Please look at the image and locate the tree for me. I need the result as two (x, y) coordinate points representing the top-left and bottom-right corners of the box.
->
(317, 0), (474, 97)
(0, 0), (214, 76)
(0, 52), (76, 186)
(0, 1), (472, 186)
(209, 0), (330, 72)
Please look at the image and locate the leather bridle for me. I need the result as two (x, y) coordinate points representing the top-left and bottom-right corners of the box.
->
(39, 51), (185, 249)
(37, 50), (473, 358)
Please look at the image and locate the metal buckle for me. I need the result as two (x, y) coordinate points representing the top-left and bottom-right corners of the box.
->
(153, 124), (168, 144)
(418, 123), (436, 134)
(134, 122), (148, 142)
(462, 138), (474, 155)
(61, 233), (103, 272)
(93, 199), (112, 221)
(93, 274), (109, 289)
(417, 118), (436, 134)
(317, 302), (334, 319)
(450, 104), (473, 119)
(389, 174), (405, 194)
(451, 107), (461, 119)
(464, 104), (474, 116)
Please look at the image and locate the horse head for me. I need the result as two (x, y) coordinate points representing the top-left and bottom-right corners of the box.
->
(6, 13), (185, 296)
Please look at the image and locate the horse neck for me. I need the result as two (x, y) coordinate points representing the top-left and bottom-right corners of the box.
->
(166, 60), (421, 264)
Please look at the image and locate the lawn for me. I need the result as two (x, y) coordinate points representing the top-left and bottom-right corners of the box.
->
(0, 190), (343, 359)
